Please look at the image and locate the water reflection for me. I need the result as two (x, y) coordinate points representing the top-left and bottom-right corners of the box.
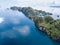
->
(0, 9), (60, 45)
(13, 25), (30, 36)
(0, 17), (4, 23)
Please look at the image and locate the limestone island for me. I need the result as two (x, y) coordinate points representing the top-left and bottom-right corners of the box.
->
(10, 6), (60, 42)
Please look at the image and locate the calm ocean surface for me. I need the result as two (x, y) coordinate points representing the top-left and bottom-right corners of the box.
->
(0, 9), (60, 45)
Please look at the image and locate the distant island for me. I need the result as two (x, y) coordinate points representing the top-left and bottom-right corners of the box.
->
(50, 6), (60, 8)
(10, 6), (60, 42)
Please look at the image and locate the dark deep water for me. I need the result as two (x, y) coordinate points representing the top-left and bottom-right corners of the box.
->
(0, 9), (60, 45)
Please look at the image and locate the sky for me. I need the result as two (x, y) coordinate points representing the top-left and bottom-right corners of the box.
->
(0, 0), (60, 8)
(0, 0), (60, 23)
(0, 0), (60, 15)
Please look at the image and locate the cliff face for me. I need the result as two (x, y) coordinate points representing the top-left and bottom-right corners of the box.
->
(10, 6), (60, 42)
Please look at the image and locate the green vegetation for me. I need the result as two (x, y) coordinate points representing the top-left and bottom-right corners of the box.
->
(11, 6), (52, 17)
(11, 6), (60, 42)
(44, 16), (54, 23)
(30, 16), (60, 41)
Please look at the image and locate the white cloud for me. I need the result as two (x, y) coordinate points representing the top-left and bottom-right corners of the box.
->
(13, 25), (30, 36)
(1, 30), (17, 38)
(11, 18), (20, 25)
(0, 0), (60, 14)
(0, 0), (60, 8)
(0, 17), (4, 23)
(0, 25), (30, 39)
(15, 0), (60, 7)
(16, 0), (50, 7)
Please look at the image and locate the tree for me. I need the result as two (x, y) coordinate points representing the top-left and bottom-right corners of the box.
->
(44, 16), (54, 23)
(38, 17), (43, 23)
(54, 21), (60, 30)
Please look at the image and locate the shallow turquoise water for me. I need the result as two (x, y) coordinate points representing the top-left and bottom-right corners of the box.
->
(0, 9), (60, 45)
